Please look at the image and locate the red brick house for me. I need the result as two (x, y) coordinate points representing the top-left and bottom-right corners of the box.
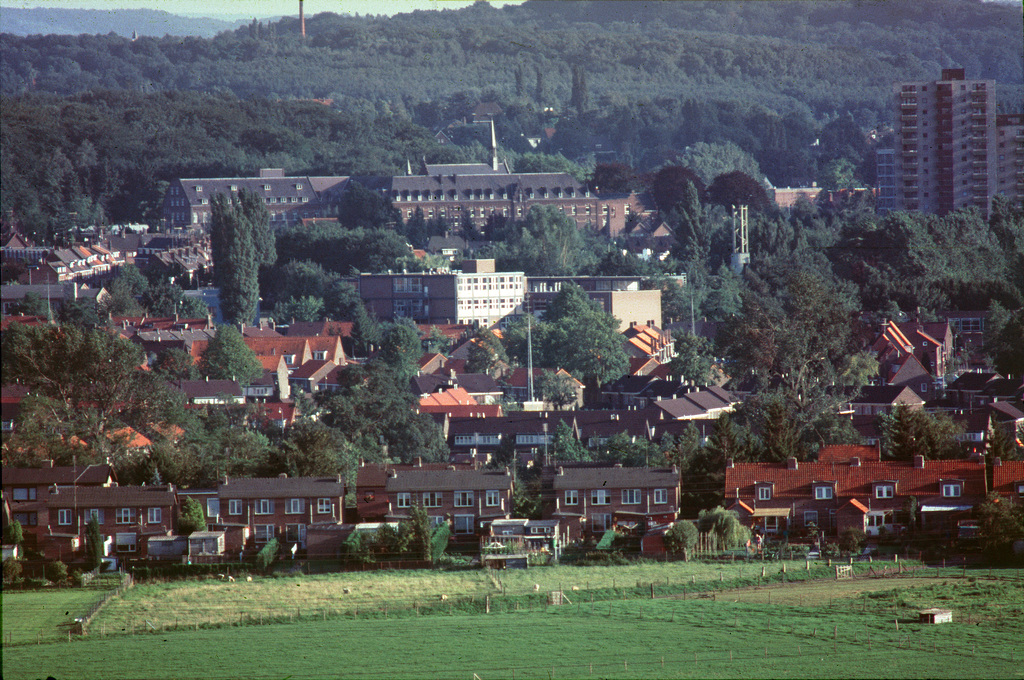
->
(724, 454), (988, 540)
(2, 463), (116, 552)
(212, 475), (346, 555)
(543, 463), (680, 540)
(354, 461), (513, 537)
(44, 484), (179, 561)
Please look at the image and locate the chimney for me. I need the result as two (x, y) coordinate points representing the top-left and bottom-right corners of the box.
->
(850, 457), (861, 467)
(726, 458), (734, 469)
(299, 0), (305, 38)
(787, 457), (798, 470)
(388, 469), (397, 478)
(415, 457), (423, 467)
(913, 455), (925, 469)
(278, 473), (288, 479)
(993, 457), (1003, 467)
(558, 466), (564, 476)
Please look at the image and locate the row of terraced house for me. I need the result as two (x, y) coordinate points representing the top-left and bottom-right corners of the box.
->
(5, 453), (1022, 566)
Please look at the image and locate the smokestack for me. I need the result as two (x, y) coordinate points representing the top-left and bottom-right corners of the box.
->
(300, 0), (305, 38)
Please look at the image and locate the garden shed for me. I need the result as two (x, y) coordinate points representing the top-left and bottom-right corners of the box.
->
(918, 608), (953, 624)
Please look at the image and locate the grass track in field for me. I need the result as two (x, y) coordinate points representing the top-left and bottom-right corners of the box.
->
(4, 584), (1022, 680)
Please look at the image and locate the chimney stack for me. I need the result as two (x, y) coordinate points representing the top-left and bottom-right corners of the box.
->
(913, 455), (925, 469)
(299, 0), (306, 38)
(787, 457), (798, 470)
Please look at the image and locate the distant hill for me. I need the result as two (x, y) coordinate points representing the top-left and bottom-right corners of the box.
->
(0, 7), (245, 38)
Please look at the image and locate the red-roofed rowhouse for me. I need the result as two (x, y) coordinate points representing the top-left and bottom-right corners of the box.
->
(724, 455), (987, 540)
(992, 458), (1024, 506)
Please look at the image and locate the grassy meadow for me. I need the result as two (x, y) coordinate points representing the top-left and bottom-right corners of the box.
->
(0, 574), (121, 645)
(2, 565), (1021, 679)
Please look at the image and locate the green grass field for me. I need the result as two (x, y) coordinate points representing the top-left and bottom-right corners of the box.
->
(1, 574), (121, 645)
(3, 567), (1021, 679)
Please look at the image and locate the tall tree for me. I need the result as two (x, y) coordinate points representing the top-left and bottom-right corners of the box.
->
(211, 192), (259, 325)
(198, 325), (262, 384)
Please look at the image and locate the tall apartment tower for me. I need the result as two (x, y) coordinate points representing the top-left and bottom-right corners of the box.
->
(894, 68), (997, 217)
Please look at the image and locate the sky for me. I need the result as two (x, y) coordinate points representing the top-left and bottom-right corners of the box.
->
(0, 0), (525, 19)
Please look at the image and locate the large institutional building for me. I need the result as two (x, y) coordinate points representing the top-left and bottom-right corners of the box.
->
(162, 125), (645, 236)
(892, 68), (1023, 217)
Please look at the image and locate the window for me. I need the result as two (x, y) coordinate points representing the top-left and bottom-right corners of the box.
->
(116, 508), (135, 524)
(942, 483), (961, 498)
(875, 484), (895, 499)
(148, 507), (162, 524)
(653, 489), (668, 505)
(757, 486), (771, 501)
(317, 498), (332, 514)
(423, 492), (442, 508)
(13, 512), (37, 526)
(485, 490), (500, 507)
(116, 533), (137, 552)
(206, 498), (220, 519)
(58, 508), (73, 525)
(286, 498), (304, 514)
(454, 491), (474, 507)
(591, 490), (610, 505)
(814, 486), (833, 500)
(621, 489), (641, 505)
(228, 499), (243, 515)
(565, 490), (579, 505)
(86, 509), (104, 524)
(12, 487), (35, 501)
(454, 515), (474, 534)
(804, 511), (818, 527)
(591, 513), (612, 531)
(396, 492), (411, 508)
(254, 525), (275, 543)
(285, 524), (306, 544)
(765, 517), (779, 533)
(255, 499), (274, 515)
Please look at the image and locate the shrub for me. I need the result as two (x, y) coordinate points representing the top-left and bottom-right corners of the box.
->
(256, 539), (280, 571)
(45, 560), (69, 585)
(839, 528), (867, 555)
(663, 520), (698, 558)
(3, 556), (23, 583)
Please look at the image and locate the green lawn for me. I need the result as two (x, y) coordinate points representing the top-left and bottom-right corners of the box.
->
(3, 570), (1021, 680)
(1, 575), (121, 645)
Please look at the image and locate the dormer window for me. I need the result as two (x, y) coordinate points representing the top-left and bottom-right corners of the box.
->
(194, 185), (203, 192)
(756, 484), (772, 501)
(263, 184), (271, 191)
(295, 183), (303, 190)
(875, 483), (895, 499)
(814, 484), (834, 500)
(229, 185), (238, 192)
(942, 482), (962, 498)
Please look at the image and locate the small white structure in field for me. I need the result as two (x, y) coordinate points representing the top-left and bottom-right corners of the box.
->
(919, 608), (953, 624)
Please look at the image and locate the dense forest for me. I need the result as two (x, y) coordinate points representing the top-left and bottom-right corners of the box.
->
(1, 0), (1020, 186)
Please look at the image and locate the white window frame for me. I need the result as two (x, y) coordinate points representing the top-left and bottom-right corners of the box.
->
(591, 489), (610, 505)
(228, 499), (243, 515)
(148, 507), (162, 524)
(317, 498), (332, 514)
(591, 513), (612, 531)
(621, 489), (641, 505)
(116, 507), (135, 524)
(814, 486), (833, 500)
(255, 499), (273, 515)
(653, 488), (668, 505)
(423, 492), (442, 508)
(565, 490), (579, 505)
(286, 498), (304, 515)
(757, 486), (771, 501)
(396, 492), (411, 508)
(57, 508), (73, 526)
(116, 532), (137, 552)
(86, 508), (103, 524)
(875, 484), (895, 499)
(454, 491), (474, 508)
(254, 524), (275, 543)
(453, 515), (474, 534)
(942, 483), (961, 498)
(804, 510), (818, 526)
(485, 490), (500, 507)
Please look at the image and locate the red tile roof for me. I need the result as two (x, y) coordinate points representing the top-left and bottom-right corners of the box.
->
(817, 444), (880, 463)
(992, 460), (1024, 497)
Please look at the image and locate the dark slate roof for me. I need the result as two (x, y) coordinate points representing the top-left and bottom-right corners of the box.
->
(948, 372), (1002, 391)
(547, 465), (678, 490)
(412, 374), (450, 395)
(217, 476), (345, 499)
(172, 379), (243, 399)
(454, 373), (501, 395)
(2, 464), (116, 487)
(850, 385), (923, 405)
(47, 484), (176, 507)
(384, 468), (513, 492)
(980, 378), (1024, 399)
